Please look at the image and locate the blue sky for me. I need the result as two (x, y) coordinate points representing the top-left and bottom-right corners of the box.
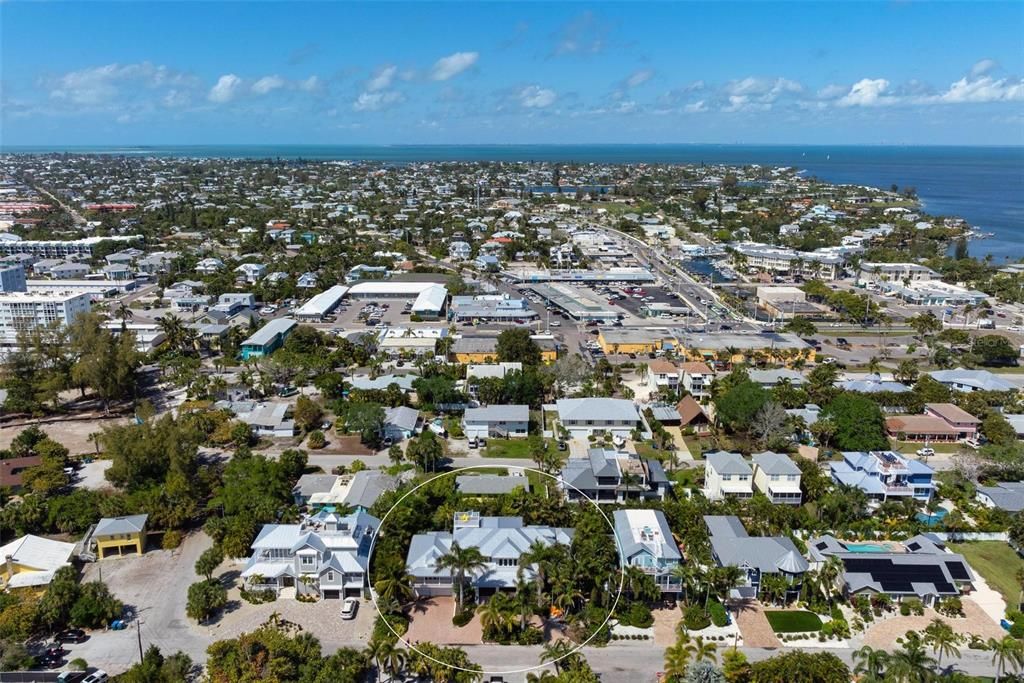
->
(2, 1), (1023, 146)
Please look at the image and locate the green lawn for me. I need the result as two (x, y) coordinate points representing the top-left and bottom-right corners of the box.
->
(947, 541), (1024, 610)
(764, 610), (823, 633)
(482, 438), (564, 463)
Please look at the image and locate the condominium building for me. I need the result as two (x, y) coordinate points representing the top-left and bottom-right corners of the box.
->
(0, 235), (142, 259)
(0, 291), (91, 346)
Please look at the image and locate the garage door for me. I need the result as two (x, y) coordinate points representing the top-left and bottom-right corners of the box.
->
(322, 590), (341, 600)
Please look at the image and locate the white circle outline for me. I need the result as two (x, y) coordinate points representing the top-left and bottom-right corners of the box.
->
(367, 464), (628, 675)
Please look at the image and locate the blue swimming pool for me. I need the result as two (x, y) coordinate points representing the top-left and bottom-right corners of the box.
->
(843, 543), (889, 553)
(916, 509), (949, 526)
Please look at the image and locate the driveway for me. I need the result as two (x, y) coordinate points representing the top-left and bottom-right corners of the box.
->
(75, 460), (113, 490)
(405, 597), (483, 645)
(653, 605), (682, 646)
(734, 600), (781, 648)
(861, 600), (1004, 649)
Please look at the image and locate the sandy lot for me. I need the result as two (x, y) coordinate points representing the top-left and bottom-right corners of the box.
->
(0, 415), (129, 454)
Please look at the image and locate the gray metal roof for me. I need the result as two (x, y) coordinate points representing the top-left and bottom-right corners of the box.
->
(705, 451), (752, 476)
(384, 406), (420, 432)
(556, 397), (640, 423)
(94, 514), (148, 537)
(751, 451), (801, 476)
(977, 482), (1024, 513)
(613, 509), (682, 563)
(344, 470), (398, 510)
(464, 404), (529, 423)
(456, 474), (529, 495)
(705, 515), (808, 575)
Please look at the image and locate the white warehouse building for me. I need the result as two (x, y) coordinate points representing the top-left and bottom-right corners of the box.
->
(346, 281), (448, 320)
(294, 285), (349, 321)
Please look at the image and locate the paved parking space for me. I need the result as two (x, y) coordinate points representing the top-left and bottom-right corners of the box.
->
(405, 597), (483, 645)
(860, 599), (1003, 648)
(734, 600), (781, 648)
(76, 460), (113, 490)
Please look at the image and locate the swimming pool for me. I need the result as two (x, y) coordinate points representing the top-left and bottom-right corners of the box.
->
(916, 509), (949, 526)
(843, 543), (889, 553)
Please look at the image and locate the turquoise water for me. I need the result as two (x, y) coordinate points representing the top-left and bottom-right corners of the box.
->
(3, 144), (1021, 259)
(843, 543), (889, 553)
(916, 509), (949, 526)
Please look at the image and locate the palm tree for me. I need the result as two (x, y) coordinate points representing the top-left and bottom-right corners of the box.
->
(157, 313), (188, 353)
(670, 564), (698, 605)
(477, 599), (514, 638)
(663, 633), (693, 679)
(691, 634), (717, 664)
(852, 645), (889, 683)
(540, 640), (573, 674)
(520, 539), (559, 605)
(375, 571), (416, 609)
(369, 637), (406, 683)
(526, 671), (558, 683)
(987, 635), (1024, 683)
(923, 618), (962, 673)
(114, 300), (133, 331)
(888, 632), (937, 683)
(816, 555), (844, 606)
(433, 542), (487, 612)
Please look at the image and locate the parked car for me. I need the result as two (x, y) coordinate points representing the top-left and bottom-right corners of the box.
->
(82, 672), (109, 683)
(963, 438), (982, 450)
(56, 629), (88, 644)
(916, 447), (935, 457)
(341, 598), (359, 620)
(56, 673), (88, 683)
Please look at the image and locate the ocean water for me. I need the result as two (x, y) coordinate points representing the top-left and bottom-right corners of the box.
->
(4, 144), (1022, 260)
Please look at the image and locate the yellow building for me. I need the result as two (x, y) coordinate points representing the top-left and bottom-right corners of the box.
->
(674, 332), (815, 367)
(597, 328), (667, 356)
(0, 535), (75, 592)
(451, 335), (557, 365)
(93, 514), (148, 559)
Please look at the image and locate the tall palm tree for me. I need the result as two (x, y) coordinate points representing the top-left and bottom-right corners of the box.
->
(114, 300), (133, 331)
(987, 635), (1024, 683)
(477, 599), (514, 638)
(156, 313), (188, 353)
(852, 644), (889, 683)
(670, 564), (698, 605)
(520, 539), (559, 605)
(525, 671), (558, 683)
(369, 637), (406, 683)
(817, 555), (844, 606)
(433, 542), (487, 611)
(923, 618), (962, 673)
(375, 571), (416, 609)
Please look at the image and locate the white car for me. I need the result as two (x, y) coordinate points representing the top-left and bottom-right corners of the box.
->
(341, 597), (359, 620)
(82, 672), (109, 683)
(963, 439), (982, 450)
(821, 357), (837, 365)
(549, 320), (561, 327)
(916, 447), (935, 457)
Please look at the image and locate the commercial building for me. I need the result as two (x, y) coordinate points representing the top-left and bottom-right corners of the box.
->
(449, 295), (537, 322)
(505, 267), (656, 284)
(294, 285), (349, 321)
(527, 283), (618, 322)
(729, 242), (845, 280)
(598, 328), (672, 355)
(857, 262), (939, 287)
(674, 331), (814, 366)
(347, 281), (448, 320)
(0, 265), (27, 293)
(878, 279), (987, 307)
(240, 318), (298, 359)
(0, 290), (92, 347)
(0, 234), (143, 259)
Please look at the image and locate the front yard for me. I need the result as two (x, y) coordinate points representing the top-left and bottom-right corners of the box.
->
(483, 438), (563, 461)
(948, 541), (1024, 609)
(889, 439), (963, 455)
(763, 610), (823, 633)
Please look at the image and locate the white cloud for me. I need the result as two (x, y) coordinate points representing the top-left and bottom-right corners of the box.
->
(615, 100), (638, 114)
(971, 59), (998, 78)
(683, 100), (707, 113)
(47, 62), (192, 106)
(298, 76), (322, 92)
(251, 75), (285, 95)
(816, 84), (848, 100)
(519, 85), (557, 108)
(936, 75), (1024, 103)
(161, 89), (190, 108)
(625, 69), (653, 89)
(837, 78), (892, 107)
(430, 52), (478, 81)
(352, 90), (404, 112)
(208, 74), (242, 103)
(367, 65), (397, 92)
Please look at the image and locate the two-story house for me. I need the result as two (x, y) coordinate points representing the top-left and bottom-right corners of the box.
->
(703, 451), (754, 501)
(924, 403), (981, 441)
(830, 451), (934, 504)
(89, 514), (149, 559)
(554, 398), (643, 438)
(679, 362), (714, 402)
(751, 452), (802, 505)
(705, 515), (808, 601)
(241, 510), (380, 599)
(406, 511), (573, 599)
(613, 509), (683, 594)
(646, 360), (680, 394)
(462, 405), (530, 440)
(559, 449), (670, 503)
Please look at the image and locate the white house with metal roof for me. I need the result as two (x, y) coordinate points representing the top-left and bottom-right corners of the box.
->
(0, 535), (76, 590)
(241, 510), (379, 599)
(613, 509), (683, 593)
(928, 368), (1017, 393)
(462, 404), (530, 440)
(751, 452), (802, 505)
(703, 451), (754, 501)
(405, 511), (573, 598)
(554, 397), (643, 438)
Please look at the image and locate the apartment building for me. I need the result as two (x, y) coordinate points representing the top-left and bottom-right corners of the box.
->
(0, 291), (91, 346)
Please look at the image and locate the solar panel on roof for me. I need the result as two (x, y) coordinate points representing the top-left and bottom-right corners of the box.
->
(946, 561), (970, 581)
(815, 542), (829, 551)
(906, 542), (921, 551)
(842, 558), (955, 595)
